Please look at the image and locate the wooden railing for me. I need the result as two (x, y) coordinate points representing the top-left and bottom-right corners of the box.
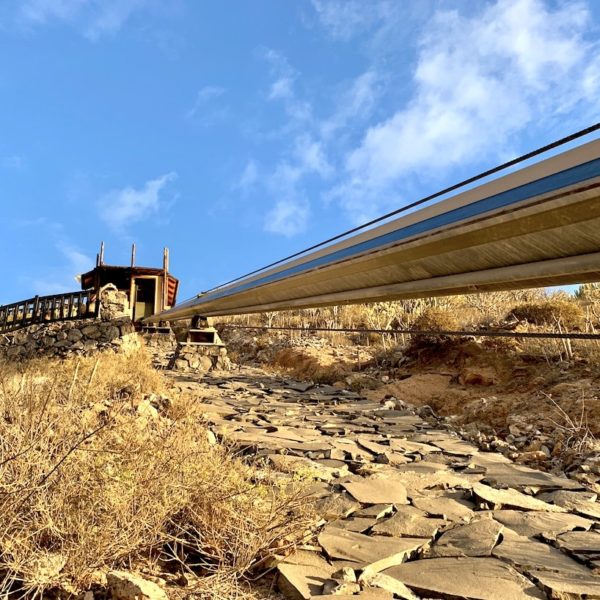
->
(0, 290), (98, 334)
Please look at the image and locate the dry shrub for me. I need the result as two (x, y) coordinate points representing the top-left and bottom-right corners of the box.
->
(509, 300), (585, 329)
(409, 307), (459, 348)
(272, 348), (350, 384)
(0, 349), (313, 597)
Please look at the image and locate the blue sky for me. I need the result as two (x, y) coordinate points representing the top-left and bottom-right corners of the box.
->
(1, 0), (599, 305)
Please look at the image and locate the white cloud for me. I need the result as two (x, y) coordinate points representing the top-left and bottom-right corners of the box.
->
(293, 135), (332, 178)
(257, 135), (332, 236)
(329, 0), (600, 222)
(310, 0), (387, 40)
(320, 70), (384, 139)
(98, 172), (177, 233)
(30, 241), (93, 294)
(251, 50), (335, 236)
(15, 0), (150, 39)
(310, 0), (430, 59)
(186, 85), (226, 120)
(236, 159), (259, 192)
(263, 48), (312, 124)
(57, 242), (93, 274)
(264, 197), (310, 238)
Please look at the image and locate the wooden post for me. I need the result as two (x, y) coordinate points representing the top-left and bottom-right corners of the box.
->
(32, 295), (40, 323)
(131, 243), (136, 267)
(162, 247), (169, 311)
(99, 241), (105, 266)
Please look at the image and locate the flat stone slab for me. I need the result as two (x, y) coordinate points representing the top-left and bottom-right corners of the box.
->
(319, 590), (393, 600)
(429, 518), (503, 557)
(383, 470), (475, 497)
(389, 438), (442, 454)
(492, 509), (593, 537)
(341, 475), (408, 505)
(394, 460), (450, 474)
(430, 437), (479, 456)
(385, 557), (545, 599)
(371, 505), (446, 538)
(411, 494), (474, 522)
(357, 572), (420, 600)
(531, 569), (600, 599)
(277, 550), (336, 600)
(329, 516), (378, 533)
(318, 527), (426, 574)
(354, 504), (394, 519)
(473, 483), (566, 512)
(555, 530), (600, 554)
(540, 490), (600, 520)
(315, 493), (361, 521)
(492, 531), (594, 576)
(471, 454), (582, 491)
(267, 454), (348, 481)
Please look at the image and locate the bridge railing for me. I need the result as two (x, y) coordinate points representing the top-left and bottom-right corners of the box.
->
(0, 290), (99, 334)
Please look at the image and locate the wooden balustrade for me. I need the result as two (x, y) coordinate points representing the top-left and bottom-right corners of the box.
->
(0, 290), (99, 334)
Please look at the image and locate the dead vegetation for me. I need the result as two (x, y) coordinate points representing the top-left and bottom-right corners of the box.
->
(509, 299), (586, 329)
(0, 349), (314, 598)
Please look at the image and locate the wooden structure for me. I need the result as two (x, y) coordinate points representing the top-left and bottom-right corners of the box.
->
(80, 244), (179, 323)
(0, 291), (97, 334)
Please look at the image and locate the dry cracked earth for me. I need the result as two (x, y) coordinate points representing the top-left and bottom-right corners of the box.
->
(167, 367), (600, 600)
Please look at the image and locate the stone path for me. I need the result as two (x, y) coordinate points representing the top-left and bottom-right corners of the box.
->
(167, 368), (600, 600)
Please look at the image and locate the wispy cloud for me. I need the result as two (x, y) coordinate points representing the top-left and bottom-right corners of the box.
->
(57, 241), (92, 274)
(246, 50), (334, 237)
(328, 0), (600, 222)
(310, 0), (430, 59)
(264, 196), (310, 238)
(263, 48), (312, 125)
(320, 70), (384, 140)
(185, 85), (227, 123)
(98, 172), (177, 233)
(310, 0), (390, 41)
(11, 219), (94, 296)
(235, 159), (259, 193)
(13, 0), (151, 40)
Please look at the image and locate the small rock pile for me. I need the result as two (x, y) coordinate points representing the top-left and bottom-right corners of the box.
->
(142, 332), (232, 373)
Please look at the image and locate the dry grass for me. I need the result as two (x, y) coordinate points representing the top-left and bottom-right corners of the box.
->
(0, 349), (314, 597)
(272, 347), (351, 384)
(508, 300), (585, 329)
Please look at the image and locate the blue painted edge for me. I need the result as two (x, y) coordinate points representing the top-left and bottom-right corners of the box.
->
(194, 156), (600, 306)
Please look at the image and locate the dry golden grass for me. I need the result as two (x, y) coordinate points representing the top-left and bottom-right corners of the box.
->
(272, 347), (351, 384)
(509, 299), (585, 329)
(0, 349), (313, 598)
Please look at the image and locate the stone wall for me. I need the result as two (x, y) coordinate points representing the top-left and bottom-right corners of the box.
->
(0, 317), (139, 360)
(142, 332), (231, 372)
(0, 283), (231, 372)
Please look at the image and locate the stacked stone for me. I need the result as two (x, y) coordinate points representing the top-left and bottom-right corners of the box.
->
(141, 331), (178, 369)
(0, 317), (137, 360)
(173, 344), (231, 373)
